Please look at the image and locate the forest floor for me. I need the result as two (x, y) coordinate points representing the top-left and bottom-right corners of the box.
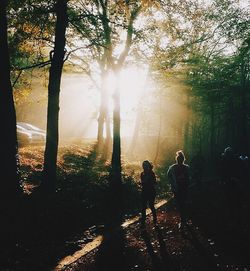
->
(2, 144), (250, 271)
(58, 182), (250, 271)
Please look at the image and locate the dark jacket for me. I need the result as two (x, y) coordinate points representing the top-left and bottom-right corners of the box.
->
(167, 163), (189, 193)
(141, 171), (157, 197)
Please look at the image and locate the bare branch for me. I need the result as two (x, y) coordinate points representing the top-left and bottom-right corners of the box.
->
(117, 5), (142, 67)
(12, 60), (51, 71)
(12, 70), (23, 88)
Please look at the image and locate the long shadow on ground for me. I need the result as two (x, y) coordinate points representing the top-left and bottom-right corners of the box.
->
(141, 227), (175, 271)
(187, 180), (250, 270)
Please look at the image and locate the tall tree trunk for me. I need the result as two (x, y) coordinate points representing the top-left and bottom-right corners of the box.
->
(154, 96), (162, 165)
(97, 111), (105, 146)
(105, 110), (111, 144)
(0, 1), (20, 201)
(184, 121), (190, 152)
(225, 94), (234, 147)
(99, 3), (140, 225)
(109, 76), (122, 224)
(239, 61), (248, 153)
(210, 100), (215, 159)
(43, 0), (68, 192)
(128, 105), (141, 159)
(97, 69), (112, 159)
(111, 84), (121, 178)
(184, 94), (191, 153)
(97, 71), (111, 156)
(97, 75), (106, 147)
(102, 109), (111, 160)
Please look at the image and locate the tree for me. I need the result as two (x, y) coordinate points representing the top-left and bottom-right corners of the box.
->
(43, 0), (68, 192)
(0, 0), (21, 202)
(68, 1), (147, 155)
(69, 1), (160, 203)
(8, 0), (55, 92)
(143, 0), (250, 166)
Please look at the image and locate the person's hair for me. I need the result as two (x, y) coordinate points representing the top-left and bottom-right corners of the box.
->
(175, 150), (185, 164)
(142, 160), (153, 170)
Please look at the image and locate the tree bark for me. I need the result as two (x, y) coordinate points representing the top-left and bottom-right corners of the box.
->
(97, 73), (106, 147)
(111, 83), (121, 177)
(98, 2), (141, 224)
(0, 1), (20, 201)
(97, 109), (105, 146)
(154, 95), (162, 165)
(43, 0), (68, 192)
(97, 71), (110, 149)
(110, 79), (122, 224)
(102, 109), (111, 160)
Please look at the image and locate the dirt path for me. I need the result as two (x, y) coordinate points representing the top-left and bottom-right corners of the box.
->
(58, 197), (250, 271)
(55, 200), (167, 270)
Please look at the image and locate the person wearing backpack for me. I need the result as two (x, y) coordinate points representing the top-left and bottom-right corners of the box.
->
(167, 150), (190, 229)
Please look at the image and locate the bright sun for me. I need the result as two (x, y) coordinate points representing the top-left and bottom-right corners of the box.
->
(106, 66), (148, 137)
(59, 66), (149, 140)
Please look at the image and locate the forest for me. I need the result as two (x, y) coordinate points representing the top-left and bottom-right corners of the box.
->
(0, 0), (250, 270)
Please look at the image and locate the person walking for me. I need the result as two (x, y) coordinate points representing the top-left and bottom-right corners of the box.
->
(167, 150), (190, 229)
(140, 160), (157, 228)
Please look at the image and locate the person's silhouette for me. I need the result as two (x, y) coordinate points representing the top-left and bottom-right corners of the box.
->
(140, 160), (157, 228)
(167, 150), (190, 229)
